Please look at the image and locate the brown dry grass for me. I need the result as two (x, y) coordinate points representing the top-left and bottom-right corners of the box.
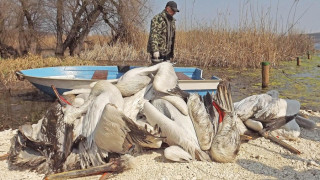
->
(0, 55), (95, 89)
(77, 28), (313, 68)
(174, 29), (313, 68)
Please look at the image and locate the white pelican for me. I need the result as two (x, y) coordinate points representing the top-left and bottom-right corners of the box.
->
(209, 81), (241, 163)
(233, 90), (314, 140)
(123, 84), (152, 121)
(62, 80), (121, 124)
(144, 84), (189, 116)
(143, 101), (210, 161)
(94, 103), (163, 153)
(164, 145), (193, 162)
(115, 64), (161, 97)
(187, 93), (214, 151)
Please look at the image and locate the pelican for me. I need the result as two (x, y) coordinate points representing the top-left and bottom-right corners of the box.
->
(123, 84), (152, 121)
(187, 93), (214, 151)
(144, 84), (189, 116)
(233, 90), (314, 140)
(62, 80), (121, 124)
(209, 81), (241, 163)
(152, 62), (178, 94)
(164, 145), (193, 162)
(115, 64), (161, 97)
(94, 103), (163, 153)
(143, 100), (211, 161)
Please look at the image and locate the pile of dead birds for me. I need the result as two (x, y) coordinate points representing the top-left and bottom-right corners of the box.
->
(7, 62), (316, 179)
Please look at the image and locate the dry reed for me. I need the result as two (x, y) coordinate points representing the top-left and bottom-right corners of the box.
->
(174, 28), (313, 68)
(77, 28), (313, 68)
(0, 55), (95, 89)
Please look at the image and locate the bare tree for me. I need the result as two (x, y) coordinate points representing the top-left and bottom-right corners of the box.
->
(1, 0), (151, 57)
(99, 0), (150, 45)
(55, 0), (64, 56)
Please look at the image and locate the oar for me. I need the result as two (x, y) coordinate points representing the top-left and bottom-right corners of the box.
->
(0, 153), (9, 161)
(259, 129), (301, 154)
(44, 157), (131, 180)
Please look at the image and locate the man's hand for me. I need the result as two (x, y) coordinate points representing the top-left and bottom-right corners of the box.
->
(153, 52), (160, 59)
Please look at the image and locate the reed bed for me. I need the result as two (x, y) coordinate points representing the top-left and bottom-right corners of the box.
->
(79, 42), (150, 63)
(174, 29), (313, 68)
(77, 28), (313, 68)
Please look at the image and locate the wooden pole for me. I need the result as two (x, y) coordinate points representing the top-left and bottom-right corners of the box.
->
(261, 61), (269, 88)
(296, 57), (300, 66)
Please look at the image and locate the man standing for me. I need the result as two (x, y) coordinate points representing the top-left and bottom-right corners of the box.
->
(147, 1), (179, 64)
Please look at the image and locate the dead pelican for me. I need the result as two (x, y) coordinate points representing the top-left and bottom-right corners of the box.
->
(187, 93), (214, 151)
(164, 145), (193, 162)
(115, 64), (161, 97)
(94, 103), (163, 153)
(233, 90), (313, 140)
(209, 81), (241, 163)
(63, 80), (121, 124)
(143, 101), (210, 161)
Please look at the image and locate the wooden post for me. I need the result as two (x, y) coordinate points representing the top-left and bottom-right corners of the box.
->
(296, 57), (300, 66)
(261, 61), (269, 88)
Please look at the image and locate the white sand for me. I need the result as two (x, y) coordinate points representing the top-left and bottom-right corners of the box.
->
(0, 110), (319, 180)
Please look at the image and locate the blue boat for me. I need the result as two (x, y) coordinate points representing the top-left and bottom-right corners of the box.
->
(16, 66), (221, 97)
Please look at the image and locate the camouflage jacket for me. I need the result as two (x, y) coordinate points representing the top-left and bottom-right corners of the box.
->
(147, 10), (176, 58)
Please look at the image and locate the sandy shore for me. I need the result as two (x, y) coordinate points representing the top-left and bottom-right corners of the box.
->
(0, 110), (319, 180)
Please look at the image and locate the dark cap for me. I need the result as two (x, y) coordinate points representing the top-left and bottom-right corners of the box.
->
(166, 1), (179, 12)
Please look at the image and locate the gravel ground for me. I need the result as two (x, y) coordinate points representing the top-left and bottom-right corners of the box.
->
(0, 110), (319, 180)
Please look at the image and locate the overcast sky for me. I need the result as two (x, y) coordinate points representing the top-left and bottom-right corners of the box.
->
(148, 0), (320, 34)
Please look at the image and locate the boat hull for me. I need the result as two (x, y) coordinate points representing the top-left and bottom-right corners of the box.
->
(17, 66), (220, 97)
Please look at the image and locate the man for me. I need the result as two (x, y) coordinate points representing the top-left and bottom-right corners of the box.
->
(147, 1), (179, 64)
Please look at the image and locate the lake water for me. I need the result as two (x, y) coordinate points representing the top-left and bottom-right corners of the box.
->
(315, 43), (320, 50)
(1, 53), (319, 131)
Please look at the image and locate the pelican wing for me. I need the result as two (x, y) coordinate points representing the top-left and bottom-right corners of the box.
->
(164, 145), (192, 162)
(255, 99), (300, 121)
(121, 114), (164, 149)
(213, 81), (234, 112)
(187, 93), (214, 151)
(153, 62), (178, 94)
(203, 92), (217, 134)
(210, 112), (241, 163)
(210, 81), (241, 163)
(94, 104), (129, 153)
(151, 99), (198, 144)
(144, 101), (210, 161)
(116, 64), (161, 97)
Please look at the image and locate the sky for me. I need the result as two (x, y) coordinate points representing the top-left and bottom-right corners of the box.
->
(148, 0), (320, 34)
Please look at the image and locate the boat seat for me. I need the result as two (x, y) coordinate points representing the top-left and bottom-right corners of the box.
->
(176, 72), (192, 80)
(92, 70), (108, 80)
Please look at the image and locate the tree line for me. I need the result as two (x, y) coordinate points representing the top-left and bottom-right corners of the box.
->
(0, 0), (149, 58)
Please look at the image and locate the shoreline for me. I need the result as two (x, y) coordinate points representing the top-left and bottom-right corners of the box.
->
(0, 110), (319, 180)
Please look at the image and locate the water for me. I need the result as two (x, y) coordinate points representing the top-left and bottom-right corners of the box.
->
(315, 43), (320, 51)
(1, 56), (319, 131)
(206, 56), (320, 112)
(0, 88), (54, 131)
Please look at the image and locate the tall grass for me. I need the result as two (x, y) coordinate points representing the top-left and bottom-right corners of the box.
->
(0, 55), (95, 89)
(174, 28), (313, 68)
(78, 27), (313, 68)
